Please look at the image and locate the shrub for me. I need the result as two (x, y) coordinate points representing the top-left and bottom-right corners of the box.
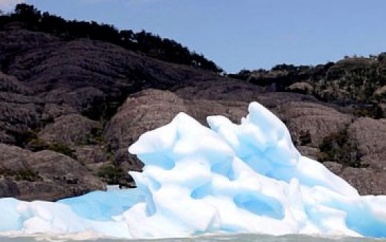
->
(26, 138), (49, 151)
(0, 168), (41, 182)
(27, 139), (78, 159)
(8, 129), (37, 148)
(353, 104), (384, 119)
(318, 128), (364, 168)
(47, 142), (77, 159)
(97, 164), (125, 185)
(85, 126), (104, 145)
(15, 168), (40, 182)
(299, 130), (312, 146)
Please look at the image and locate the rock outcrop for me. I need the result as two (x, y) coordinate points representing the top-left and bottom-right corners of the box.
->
(1, 29), (386, 199)
(0, 144), (104, 201)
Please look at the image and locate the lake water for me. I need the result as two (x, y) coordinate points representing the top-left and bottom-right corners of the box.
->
(0, 234), (385, 242)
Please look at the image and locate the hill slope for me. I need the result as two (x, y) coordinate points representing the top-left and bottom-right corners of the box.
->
(1, 29), (386, 200)
(1, 3), (386, 199)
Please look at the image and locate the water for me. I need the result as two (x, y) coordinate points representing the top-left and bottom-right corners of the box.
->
(0, 234), (384, 242)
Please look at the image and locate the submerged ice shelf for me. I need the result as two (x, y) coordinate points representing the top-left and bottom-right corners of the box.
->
(1, 102), (386, 239)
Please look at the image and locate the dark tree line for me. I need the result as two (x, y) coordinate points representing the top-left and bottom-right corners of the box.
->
(0, 3), (222, 73)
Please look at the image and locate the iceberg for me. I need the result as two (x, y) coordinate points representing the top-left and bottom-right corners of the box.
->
(1, 101), (386, 239)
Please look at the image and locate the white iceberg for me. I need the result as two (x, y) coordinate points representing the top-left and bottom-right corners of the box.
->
(0, 101), (386, 239)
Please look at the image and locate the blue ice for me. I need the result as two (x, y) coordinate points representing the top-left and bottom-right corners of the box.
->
(0, 101), (386, 240)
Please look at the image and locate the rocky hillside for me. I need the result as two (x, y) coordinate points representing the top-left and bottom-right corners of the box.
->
(229, 56), (386, 112)
(1, 29), (386, 199)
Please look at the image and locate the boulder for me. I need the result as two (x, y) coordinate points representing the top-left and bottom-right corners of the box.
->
(38, 113), (101, 147)
(105, 89), (187, 169)
(0, 144), (105, 201)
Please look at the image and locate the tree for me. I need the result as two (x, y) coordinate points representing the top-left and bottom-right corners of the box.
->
(13, 3), (41, 28)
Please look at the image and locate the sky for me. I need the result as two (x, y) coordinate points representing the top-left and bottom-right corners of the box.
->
(1, 0), (386, 73)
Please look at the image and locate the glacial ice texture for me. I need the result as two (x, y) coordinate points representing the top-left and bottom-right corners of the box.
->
(1, 101), (386, 239)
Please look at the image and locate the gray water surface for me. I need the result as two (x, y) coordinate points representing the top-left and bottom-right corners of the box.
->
(0, 234), (385, 242)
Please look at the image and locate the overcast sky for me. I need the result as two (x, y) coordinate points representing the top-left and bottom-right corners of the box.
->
(2, 0), (386, 73)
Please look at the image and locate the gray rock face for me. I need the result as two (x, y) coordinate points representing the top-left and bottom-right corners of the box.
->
(113, 89), (386, 195)
(0, 71), (32, 94)
(0, 144), (105, 201)
(347, 118), (386, 169)
(1, 29), (386, 199)
(38, 113), (101, 146)
(41, 87), (105, 114)
(104, 88), (251, 171)
(339, 168), (386, 195)
(74, 145), (109, 171)
(105, 89), (187, 170)
(277, 101), (353, 147)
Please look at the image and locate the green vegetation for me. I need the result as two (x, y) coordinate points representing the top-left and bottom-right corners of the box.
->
(0, 4), (222, 73)
(81, 90), (131, 122)
(10, 129), (77, 159)
(84, 126), (104, 145)
(299, 130), (312, 146)
(6, 129), (38, 148)
(0, 167), (41, 182)
(352, 104), (384, 119)
(27, 138), (77, 159)
(202, 51), (386, 168)
(229, 56), (386, 115)
(47, 142), (77, 159)
(317, 128), (365, 168)
(97, 164), (126, 185)
(26, 138), (49, 151)
(14, 168), (40, 181)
